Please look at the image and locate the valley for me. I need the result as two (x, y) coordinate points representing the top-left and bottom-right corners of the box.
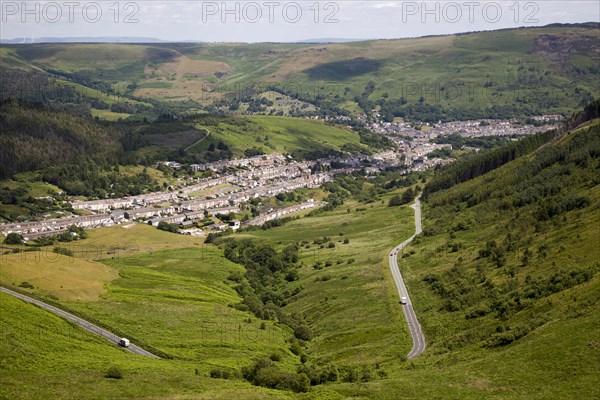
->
(0, 22), (599, 400)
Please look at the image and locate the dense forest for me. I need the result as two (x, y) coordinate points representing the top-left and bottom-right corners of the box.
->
(0, 100), (124, 179)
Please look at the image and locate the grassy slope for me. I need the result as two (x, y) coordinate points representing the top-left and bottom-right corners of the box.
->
(190, 115), (362, 158)
(1, 123), (599, 398)
(374, 123), (600, 398)
(4, 26), (599, 115)
(0, 294), (294, 400)
(235, 193), (416, 365)
(0, 253), (117, 301)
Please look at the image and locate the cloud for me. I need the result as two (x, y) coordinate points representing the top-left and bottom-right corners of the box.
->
(370, 2), (401, 9)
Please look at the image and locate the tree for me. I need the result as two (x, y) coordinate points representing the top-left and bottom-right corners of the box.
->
(388, 195), (402, 207)
(401, 187), (416, 204)
(4, 233), (23, 245)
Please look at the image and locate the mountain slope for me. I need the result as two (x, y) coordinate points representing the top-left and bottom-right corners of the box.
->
(2, 24), (599, 120)
(0, 100), (125, 179)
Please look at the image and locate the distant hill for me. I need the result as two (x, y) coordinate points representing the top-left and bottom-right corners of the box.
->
(0, 37), (166, 44)
(1, 24), (599, 121)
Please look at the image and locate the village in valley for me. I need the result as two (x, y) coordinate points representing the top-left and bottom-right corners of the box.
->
(0, 116), (558, 241)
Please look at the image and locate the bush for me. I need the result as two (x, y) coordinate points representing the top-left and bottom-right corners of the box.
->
(210, 368), (232, 379)
(294, 324), (313, 341)
(18, 281), (34, 289)
(388, 195), (402, 207)
(157, 221), (179, 233)
(53, 246), (73, 257)
(105, 366), (123, 379)
(289, 340), (302, 356)
(269, 351), (282, 362)
(4, 233), (23, 245)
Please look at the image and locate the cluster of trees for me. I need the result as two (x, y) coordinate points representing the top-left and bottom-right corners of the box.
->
(0, 186), (70, 221)
(221, 239), (312, 340)
(321, 175), (361, 209)
(388, 187), (417, 207)
(157, 221), (180, 233)
(431, 134), (512, 150)
(240, 358), (382, 392)
(205, 140), (233, 161)
(242, 358), (309, 393)
(42, 163), (159, 197)
(0, 100), (123, 179)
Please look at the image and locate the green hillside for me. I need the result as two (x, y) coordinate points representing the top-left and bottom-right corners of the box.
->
(210, 109), (600, 397)
(1, 112), (599, 398)
(2, 24), (599, 120)
(188, 115), (365, 160)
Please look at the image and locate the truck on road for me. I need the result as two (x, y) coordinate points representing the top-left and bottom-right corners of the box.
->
(118, 338), (130, 347)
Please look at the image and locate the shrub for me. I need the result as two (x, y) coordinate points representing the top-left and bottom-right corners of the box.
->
(242, 359), (309, 393)
(105, 366), (123, 379)
(289, 340), (302, 355)
(18, 281), (34, 289)
(294, 325), (313, 341)
(210, 368), (232, 379)
(53, 246), (74, 257)
(269, 351), (282, 362)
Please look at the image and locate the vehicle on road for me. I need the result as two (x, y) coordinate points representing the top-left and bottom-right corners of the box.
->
(119, 338), (130, 347)
(400, 296), (407, 304)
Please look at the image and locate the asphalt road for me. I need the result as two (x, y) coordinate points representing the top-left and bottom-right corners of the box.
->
(388, 197), (426, 359)
(0, 286), (160, 358)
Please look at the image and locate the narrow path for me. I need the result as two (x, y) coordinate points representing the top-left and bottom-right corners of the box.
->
(0, 286), (160, 358)
(184, 128), (210, 152)
(388, 197), (426, 359)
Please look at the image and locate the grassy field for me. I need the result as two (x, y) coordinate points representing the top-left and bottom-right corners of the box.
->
(234, 192), (417, 365)
(0, 177), (62, 198)
(0, 293), (297, 400)
(0, 252), (117, 301)
(90, 108), (131, 121)
(189, 115), (363, 158)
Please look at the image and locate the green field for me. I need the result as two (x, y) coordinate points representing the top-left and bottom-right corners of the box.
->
(90, 108), (131, 121)
(189, 115), (364, 159)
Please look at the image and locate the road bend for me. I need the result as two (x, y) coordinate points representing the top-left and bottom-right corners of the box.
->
(388, 197), (426, 359)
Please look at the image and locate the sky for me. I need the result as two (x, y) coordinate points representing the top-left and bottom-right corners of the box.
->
(1, 1), (599, 42)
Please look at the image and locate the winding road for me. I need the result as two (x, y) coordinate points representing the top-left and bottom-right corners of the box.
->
(0, 286), (160, 358)
(389, 197), (426, 359)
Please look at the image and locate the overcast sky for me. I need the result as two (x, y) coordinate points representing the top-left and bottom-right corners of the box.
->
(1, 1), (599, 42)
